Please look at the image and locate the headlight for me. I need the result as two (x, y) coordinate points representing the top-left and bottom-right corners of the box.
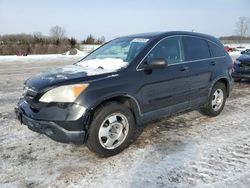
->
(39, 84), (89, 103)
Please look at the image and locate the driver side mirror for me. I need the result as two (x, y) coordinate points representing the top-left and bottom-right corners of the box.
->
(141, 58), (168, 70)
(241, 51), (245, 54)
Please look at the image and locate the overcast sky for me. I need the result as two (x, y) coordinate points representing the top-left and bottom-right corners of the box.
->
(0, 0), (249, 40)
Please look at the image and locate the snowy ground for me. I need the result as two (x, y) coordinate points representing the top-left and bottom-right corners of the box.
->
(0, 55), (250, 188)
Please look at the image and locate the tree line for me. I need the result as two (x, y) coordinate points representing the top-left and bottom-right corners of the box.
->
(1, 17), (249, 55)
(0, 26), (105, 55)
(219, 35), (250, 41)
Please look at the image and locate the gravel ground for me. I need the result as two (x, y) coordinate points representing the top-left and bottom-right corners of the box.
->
(0, 56), (250, 188)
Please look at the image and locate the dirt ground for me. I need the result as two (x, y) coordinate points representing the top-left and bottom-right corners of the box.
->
(0, 56), (250, 188)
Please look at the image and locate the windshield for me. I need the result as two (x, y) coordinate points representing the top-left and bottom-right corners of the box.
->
(77, 37), (150, 70)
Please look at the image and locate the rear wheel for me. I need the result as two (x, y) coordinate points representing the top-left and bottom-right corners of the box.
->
(86, 102), (135, 157)
(200, 82), (226, 117)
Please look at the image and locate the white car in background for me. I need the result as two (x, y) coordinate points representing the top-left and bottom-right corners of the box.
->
(236, 46), (247, 52)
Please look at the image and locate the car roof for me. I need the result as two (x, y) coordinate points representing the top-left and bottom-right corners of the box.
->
(120, 31), (221, 45)
(121, 32), (165, 38)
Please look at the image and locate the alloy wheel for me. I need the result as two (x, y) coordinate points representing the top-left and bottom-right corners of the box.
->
(98, 113), (129, 150)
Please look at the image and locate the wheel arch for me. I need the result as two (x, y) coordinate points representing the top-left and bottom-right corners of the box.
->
(210, 76), (230, 97)
(86, 94), (142, 128)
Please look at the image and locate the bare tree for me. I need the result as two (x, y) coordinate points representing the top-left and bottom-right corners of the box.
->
(68, 37), (77, 48)
(49, 25), (66, 39)
(96, 36), (106, 44)
(82, 34), (95, 44)
(235, 17), (250, 43)
(81, 35), (105, 44)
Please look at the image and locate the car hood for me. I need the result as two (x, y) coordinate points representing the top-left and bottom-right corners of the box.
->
(26, 58), (128, 91)
(238, 54), (250, 62)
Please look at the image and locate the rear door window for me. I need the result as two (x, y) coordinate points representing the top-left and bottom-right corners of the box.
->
(208, 41), (225, 57)
(183, 36), (210, 61)
(148, 36), (184, 65)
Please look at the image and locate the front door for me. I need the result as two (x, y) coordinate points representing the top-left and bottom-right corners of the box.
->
(137, 36), (190, 121)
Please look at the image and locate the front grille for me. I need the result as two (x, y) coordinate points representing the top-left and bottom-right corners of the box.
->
(240, 62), (250, 71)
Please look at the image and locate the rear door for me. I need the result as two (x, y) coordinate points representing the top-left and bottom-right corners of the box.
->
(138, 36), (190, 120)
(208, 40), (229, 74)
(182, 36), (215, 107)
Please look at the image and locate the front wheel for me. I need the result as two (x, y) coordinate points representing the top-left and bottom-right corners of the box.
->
(200, 82), (227, 117)
(86, 102), (135, 157)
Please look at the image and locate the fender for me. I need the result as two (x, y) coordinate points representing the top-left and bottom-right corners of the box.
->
(87, 93), (142, 122)
(208, 75), (231, 97)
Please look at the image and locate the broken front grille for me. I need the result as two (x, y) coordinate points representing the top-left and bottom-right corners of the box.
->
(240, 62), (250, 71)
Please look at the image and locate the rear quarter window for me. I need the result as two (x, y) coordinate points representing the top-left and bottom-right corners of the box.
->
(183, 37), (210, 61)
(208, 41), (225, 57)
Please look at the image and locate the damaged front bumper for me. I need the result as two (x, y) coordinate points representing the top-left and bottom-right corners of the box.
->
(15, 99), (88, 144)
(232, 72), (250, 80)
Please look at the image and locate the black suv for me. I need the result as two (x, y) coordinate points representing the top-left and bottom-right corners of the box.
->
(233, 49), (250, 81)
(15, 31), (234, 157)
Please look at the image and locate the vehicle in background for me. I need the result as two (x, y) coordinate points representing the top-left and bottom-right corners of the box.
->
(236, 46), (247, 52)
(225, 46), (230, 52)
(224, 46), (241, 53)
(224, 45), (247, 52)
(233, 49), (250, 82)
(225, 46), (234, 52)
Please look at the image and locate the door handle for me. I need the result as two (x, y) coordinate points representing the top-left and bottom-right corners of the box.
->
(210, 61), (216, 66)
(180, 66), (189, 72)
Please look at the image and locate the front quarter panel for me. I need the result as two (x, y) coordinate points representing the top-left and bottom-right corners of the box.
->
(75, 71), (142, 113)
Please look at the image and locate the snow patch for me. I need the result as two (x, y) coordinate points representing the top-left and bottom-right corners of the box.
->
(62, 49), (87, 56)
(37, 62), (121, 82)
(77, 58), (128, 70)
(64, 51), (70, 55)
(60, 64), (115, 76)
(75, 49), (87, 56)
(0, 54), (86, 64)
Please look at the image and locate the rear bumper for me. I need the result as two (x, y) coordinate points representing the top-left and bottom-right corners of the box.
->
(15, 99), (87, 144)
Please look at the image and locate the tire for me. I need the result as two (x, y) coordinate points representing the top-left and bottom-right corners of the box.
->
(86, 102), (135, 157)
(200, 82), (227, 117)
